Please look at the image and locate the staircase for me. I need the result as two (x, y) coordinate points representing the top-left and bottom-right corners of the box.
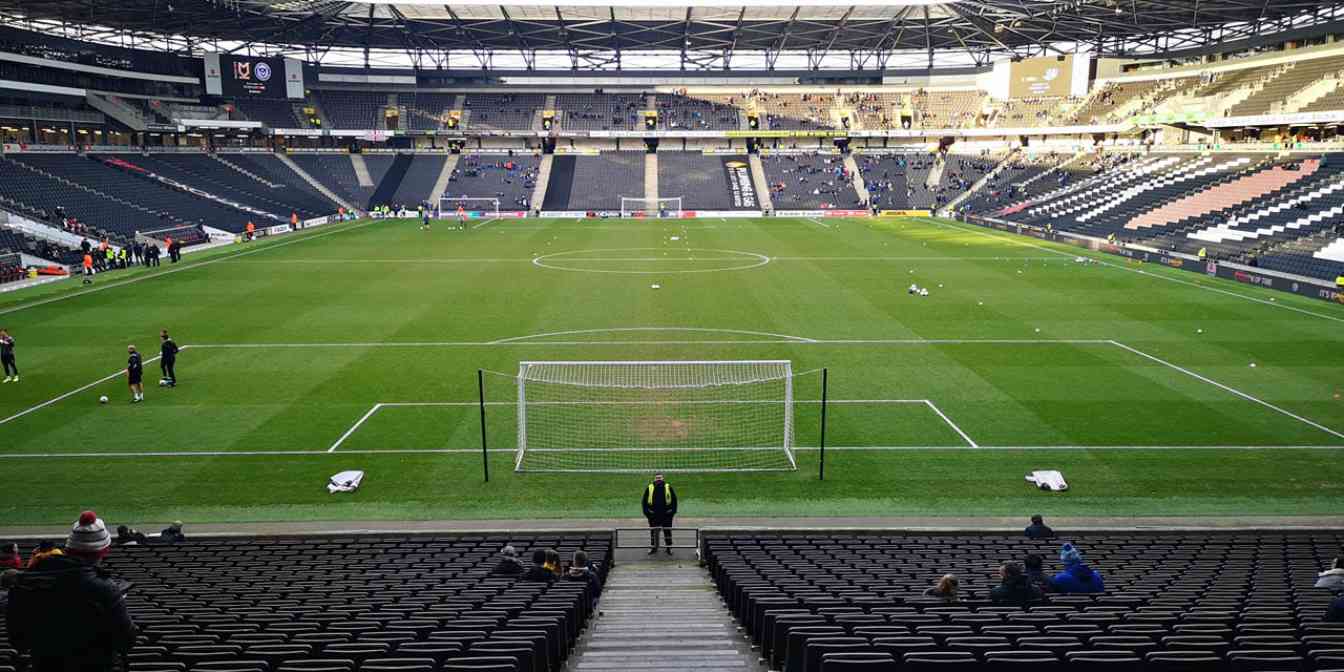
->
(645, 153), (659, 205)
(213, 154), (281, 188)
(570, 561), (757, 672)
(747, 154), (774, 211)
(275, 153), (357, 213)
(85, 93), (148, 132)
(530, 154), (553, 213)
(427, 153), (460, 205)
(843, 153), (870, 205)
(350, 154), (375, 187)
(942, 150), (1018, 213)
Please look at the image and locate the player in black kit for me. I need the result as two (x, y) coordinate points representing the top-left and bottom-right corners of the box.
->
(0, 328), (17, 383)
(127, 345), (144, 403)
(160, 329), (179, 387)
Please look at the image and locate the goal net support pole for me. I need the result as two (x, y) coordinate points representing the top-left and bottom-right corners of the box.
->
(510, 360), (797, 473)
(620, 197), (683, 218)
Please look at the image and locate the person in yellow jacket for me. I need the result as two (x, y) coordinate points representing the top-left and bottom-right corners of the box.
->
(641, 473), (677, 555)
(1336, 274), (1344, 290)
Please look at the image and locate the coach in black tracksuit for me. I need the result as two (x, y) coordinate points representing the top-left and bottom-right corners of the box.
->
(642, 474), (677, 555)
(159, 330), (179, 387)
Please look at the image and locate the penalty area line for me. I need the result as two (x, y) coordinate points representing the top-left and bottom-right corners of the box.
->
(0, 346), (190, 427)
(924, 400), (978, 448)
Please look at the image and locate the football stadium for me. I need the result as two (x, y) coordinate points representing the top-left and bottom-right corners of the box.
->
(2, 0), (1344, 670)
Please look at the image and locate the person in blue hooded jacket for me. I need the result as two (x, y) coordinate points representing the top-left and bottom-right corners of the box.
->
(1049, 543), (1105, 594)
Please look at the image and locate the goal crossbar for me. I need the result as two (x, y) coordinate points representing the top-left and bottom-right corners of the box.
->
(513, 360), (796, 473)
(620, 196), (682, 218)
(439, 197), (500, 218)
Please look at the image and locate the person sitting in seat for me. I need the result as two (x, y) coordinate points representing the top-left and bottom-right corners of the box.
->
(522, 549), (556, 583)
(564, 550), (602, 607)
(1024, 514), (1055, 539)
(990, 562), (1046, 606)
(921, 574), (959, 603)
(112, 526), (149, 546)
(1317, 557), (1344, 592)
(1023, 553), (1052, 594)
(1049, 543), (1104, 594)
(489, 545), (524, 577)
(159, 522), (186, 544)
(0, 542), (21, 570)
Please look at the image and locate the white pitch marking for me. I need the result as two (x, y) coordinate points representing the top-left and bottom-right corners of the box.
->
(931, 218), (1344, 325)
(327, 403), (384, 453)
(1109, 340), (1344, 440)
(0, 445), (1338, 459)
(924, 400), (979, 448)
(490, 327), (819, 344)
(471, 217), (501, 230)
(0, 351), (170, 426)
(0, 219), (379, 317)
(805, 217), (832, 229)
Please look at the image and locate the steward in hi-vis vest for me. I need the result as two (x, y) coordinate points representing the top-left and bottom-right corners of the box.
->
(642, 473), (677, 555)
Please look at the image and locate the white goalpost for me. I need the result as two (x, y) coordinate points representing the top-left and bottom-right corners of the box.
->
(512, 360), (797, 473)
(620, 197), (683, 218)
(438, 197), (500, 219)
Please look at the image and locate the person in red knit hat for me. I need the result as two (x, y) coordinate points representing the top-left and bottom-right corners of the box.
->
(5, 510), (137, 672)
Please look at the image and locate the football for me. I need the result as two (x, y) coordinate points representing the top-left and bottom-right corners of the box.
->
(99, 395), (109, 404)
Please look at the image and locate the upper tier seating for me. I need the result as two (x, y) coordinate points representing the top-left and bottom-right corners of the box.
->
(402, 93), (457, 131)
(990, 98), (1063, 128)
(557, 94), (644, 131)
(753, 93), (837, 130)
(654, 94), (741, 131)
(464, 94), (542, 130)
(444, 154), (539, 211)
(1070, 81), (1161, 124)
(914, 91), (986, 129)
(761, 153), (859, 210)
(0, 533), (609, 672)
(705, 530), (1344, 672)
(656, 152), (748, 210)
(1229, 57), (1344, 117)
(315, 90), (387, 130)
(231, 98), (303, 128)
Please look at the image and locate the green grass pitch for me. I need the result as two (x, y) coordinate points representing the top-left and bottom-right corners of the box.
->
(0, 215), (1341, 526)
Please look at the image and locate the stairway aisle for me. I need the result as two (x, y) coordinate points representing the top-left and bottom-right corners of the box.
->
(570, 560), (758, 672)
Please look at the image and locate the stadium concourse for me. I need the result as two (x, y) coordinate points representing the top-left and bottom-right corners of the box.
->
(5, 2), (1344, 672)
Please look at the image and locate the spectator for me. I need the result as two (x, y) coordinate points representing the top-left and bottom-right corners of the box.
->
(642, 473), (677, 555)
(922, 574), (959, 603)
(1329, 594), (1344, 623)
(6, 511), (137, 672)
(489, 545), (524, 576)
(26, 541), (61, 569)
(1025, 514), (1055, 539)
(1050, 543), (1104, 594)
(113, 526), (150, 546)
(564, 550), (602, 607)
(544, 549), (561, 575)
(159, 521), (186, 544)
(1023, 553), (1052, 594)
(522, 549), (556, 583)
(0, 542), (20, 569)
(1317, 557), (1344, 592)
(990, 562), (1046, 606)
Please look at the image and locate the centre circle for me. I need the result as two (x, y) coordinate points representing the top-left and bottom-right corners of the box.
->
(531, 247), (771, 274)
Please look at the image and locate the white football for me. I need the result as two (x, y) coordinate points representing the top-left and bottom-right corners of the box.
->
(99, 395), (109, 404)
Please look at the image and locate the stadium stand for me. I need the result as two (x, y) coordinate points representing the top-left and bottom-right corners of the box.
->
(0, 533), (610, 672)
(464, 93), (544, 130)
(705, 530), (1344, 672)
(231, 98), (305, 129)
(752, 93), (837, 130)
(1228, 58), (1344, 117)
(557, 94), (644, 131)
(989, 98), (1063, 128)
(0, 227), (80, 265)
(761, 153), (859, 210)
(402, 92), (457, 131)
(127, 154), (333, 219)
(445, 154), (539, 212)
(656, 152), (750, 210)
(314, 90), (388, 130)
(855, 154), (912, 210)
(223, 154), (341, 213)
(289, 155), (376, 212)
(654, 94), (741, 130)
(542, 152), (645, 211)
(960, 153), (1067, 214)
(914, 91), (985, 129)
(388, 154), (447, 208)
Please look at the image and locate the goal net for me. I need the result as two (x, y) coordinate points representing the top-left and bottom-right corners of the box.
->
(439, 197), (500, 219)
(620, 197), (683, 218)
(513, 360), (796, 473)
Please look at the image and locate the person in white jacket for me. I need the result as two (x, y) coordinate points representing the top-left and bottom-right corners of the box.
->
(1317, 557), (1344, 592)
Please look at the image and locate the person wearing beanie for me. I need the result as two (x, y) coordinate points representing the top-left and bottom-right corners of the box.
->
(6, 511), (137, 672)
(160, 521), (186, 544)
(1049, 543), (1105, 594)
(490, 545), (524, 577)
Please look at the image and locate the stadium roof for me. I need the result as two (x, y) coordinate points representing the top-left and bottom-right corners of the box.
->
(3, 0), (1344, 70)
